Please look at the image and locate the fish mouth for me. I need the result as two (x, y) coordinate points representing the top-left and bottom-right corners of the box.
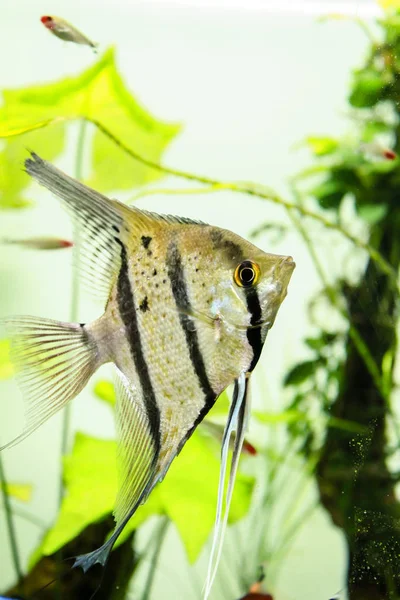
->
(275, 255), (296, 282)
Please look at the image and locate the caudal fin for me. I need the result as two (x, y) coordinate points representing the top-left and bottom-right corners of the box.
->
(1, 316), (100, 450)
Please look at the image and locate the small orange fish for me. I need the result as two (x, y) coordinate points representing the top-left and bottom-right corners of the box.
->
(40, 16), (97, 51)
(2, 237), (73, 250)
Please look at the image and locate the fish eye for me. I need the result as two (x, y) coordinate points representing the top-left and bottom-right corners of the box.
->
(234, 260), (260, 288)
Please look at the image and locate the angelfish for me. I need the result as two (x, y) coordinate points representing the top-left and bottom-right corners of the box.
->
(0, 153), (295, 598)
(40, 16), (97, 51)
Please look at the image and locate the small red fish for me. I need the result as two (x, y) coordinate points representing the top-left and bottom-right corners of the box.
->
(2, 237), (73, 250)
(40, 16), (97, 51)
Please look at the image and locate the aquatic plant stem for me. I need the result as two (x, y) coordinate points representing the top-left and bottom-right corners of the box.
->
(141, 517), (169, 600)
(0, 454), (23, 587)
(58, 120), (87, 508)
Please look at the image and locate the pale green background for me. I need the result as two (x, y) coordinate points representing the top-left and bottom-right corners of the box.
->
(0, 0), (380, 598)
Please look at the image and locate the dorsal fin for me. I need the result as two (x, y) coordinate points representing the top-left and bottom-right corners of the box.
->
(25, 152), (127, 300)
(25, 152), (207, 301)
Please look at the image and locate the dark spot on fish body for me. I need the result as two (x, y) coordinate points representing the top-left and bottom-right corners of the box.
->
(112, 224), (120, 233)
(210, 230), (245, 262)
(141, 235), (152, 249)
(139, 296), (149, 312)
(153, 268), (157, 276)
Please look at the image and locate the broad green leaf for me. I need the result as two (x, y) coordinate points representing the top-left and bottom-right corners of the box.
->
(0, 339), (13, 379)
(311, 178), (345, 209)
(253, 409), (306, 425)
(207, 390), (230, 417)
(306, 136), (338, 156)
(33, 429), (254, 565)
(0, 47), (181, 207)
(305, 337), (325, 351)
(2, 482), (33, 502)
(0, 122), (65, 208)
(349, 69), (385, 108)
(358, 203), (388, 224)
(284, 360), (318, 386)
(93, 380), (116, 407)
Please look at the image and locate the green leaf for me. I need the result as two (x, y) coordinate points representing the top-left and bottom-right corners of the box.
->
(93, 379), (116, 408)
(311, 178), (345, 209)
(0, 47), (181, 207)
(284, 360), (318, 386)
(207, 390), (230, 417)
(2, 482), (33, 502)
(305, 337), (325, 351)
(0, 339), (14, 379)
(36, 433), (118, 560)
(33, 429), (254, 565)
(306, 136), (338, 156)
(0, 122), (65, 209)
(349, 69), (385, 108)
(358, 203), (388, 225)
(362, 120), (392, 142)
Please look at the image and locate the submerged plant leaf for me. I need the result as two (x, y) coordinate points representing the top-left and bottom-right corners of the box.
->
(0, 47), (181, 207)
(33, 429), (254, 565)
(358, 203), (388, 224)
(2, 482), (33, 502)
(284, 360), (318, 386)
(93, 379), (116, 407)
(0, 339), (13, 379)
(306, 136), (338, 156)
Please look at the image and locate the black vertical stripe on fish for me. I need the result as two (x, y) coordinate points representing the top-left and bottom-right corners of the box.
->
(245, 288), (263, 372)
(166, 242), (216, 399)
(116, 242), (161, 452)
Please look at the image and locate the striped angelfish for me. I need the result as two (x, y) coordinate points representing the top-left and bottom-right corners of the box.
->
(0, 152), (295, 598)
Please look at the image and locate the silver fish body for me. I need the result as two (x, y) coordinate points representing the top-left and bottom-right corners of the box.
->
(0, 152), (294, 591)
(2, 236), (73, 250)
(40, 16), (97, 50)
